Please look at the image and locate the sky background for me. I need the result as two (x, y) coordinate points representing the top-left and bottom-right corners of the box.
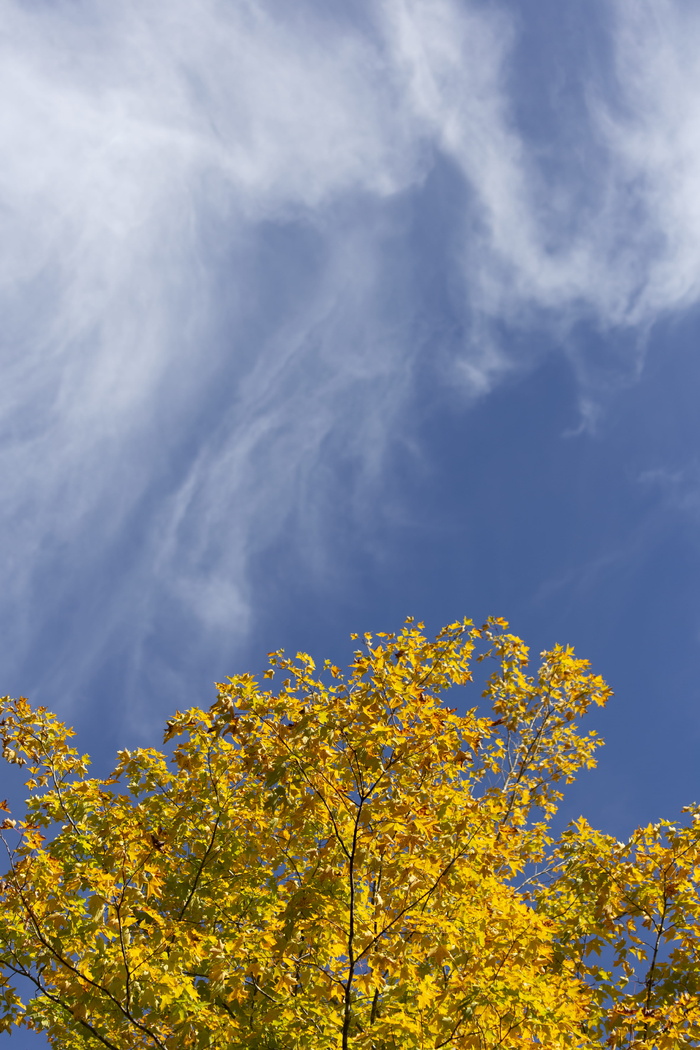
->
(3, 4), (700, 1034)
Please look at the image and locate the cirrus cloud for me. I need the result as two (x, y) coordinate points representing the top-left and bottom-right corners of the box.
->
(1, 0), (700, 724)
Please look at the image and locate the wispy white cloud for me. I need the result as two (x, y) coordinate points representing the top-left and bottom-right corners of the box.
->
(384, 0), (700, 331)
(0, 0), (435, 716)
(2, 0), (700, 721)
(599, 0), (700, 320)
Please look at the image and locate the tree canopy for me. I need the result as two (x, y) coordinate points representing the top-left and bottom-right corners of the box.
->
(0, 616), (698, 1048)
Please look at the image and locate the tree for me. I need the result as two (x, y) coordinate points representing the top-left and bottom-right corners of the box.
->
(0, 616), (698, 1048)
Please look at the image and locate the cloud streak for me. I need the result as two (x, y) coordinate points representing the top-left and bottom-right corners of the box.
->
(2, 0), (700, 721)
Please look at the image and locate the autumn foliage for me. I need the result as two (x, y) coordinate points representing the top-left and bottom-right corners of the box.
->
(0, 617), (698, 1048)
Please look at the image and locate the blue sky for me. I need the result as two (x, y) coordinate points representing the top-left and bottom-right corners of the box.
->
(3, 0), (700, 970)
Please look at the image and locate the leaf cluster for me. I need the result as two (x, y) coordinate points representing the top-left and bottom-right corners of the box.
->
(0, 618), (695, 1048)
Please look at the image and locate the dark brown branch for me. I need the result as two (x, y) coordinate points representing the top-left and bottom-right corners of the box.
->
(177, 814), (221, 921)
